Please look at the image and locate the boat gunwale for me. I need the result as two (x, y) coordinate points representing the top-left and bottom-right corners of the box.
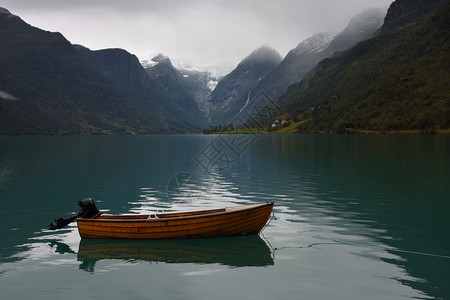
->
(77, 202), (274, 224)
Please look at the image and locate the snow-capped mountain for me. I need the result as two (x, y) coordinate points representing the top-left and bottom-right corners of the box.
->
(142, 56), (231, 93)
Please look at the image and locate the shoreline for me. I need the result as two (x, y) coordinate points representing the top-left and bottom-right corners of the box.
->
(203, 128), (450, 135)
(1, 128), (450, 136)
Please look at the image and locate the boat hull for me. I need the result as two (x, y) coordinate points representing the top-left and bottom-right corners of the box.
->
(77, 202), (274, 240)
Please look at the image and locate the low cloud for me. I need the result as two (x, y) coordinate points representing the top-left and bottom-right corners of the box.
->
(2, 0), (394, 66)
(0, 91), (19, 101)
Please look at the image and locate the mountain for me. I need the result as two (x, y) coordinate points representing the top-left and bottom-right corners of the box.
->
(247, 32), (335, 102)
(172, 59), (235, 81)
(175, 66), (215, 116)
(238, 7), (387, 120)
(0, 8), (163, 135)
(3, 2), (446, 135)
(278, 0), (449, 133)
(75, 46), (162, 105)
(326, 7), (387, 53)
(76, 47), (205, 130)
(207, 46), (282, 125)
(207, 7), (386, 127)
(145, 54), (208, 128)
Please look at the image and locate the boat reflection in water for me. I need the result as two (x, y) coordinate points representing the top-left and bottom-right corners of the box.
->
(77, 235), (274, 273)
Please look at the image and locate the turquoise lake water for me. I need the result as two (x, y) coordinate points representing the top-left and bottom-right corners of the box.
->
(0, 134), (449, 299)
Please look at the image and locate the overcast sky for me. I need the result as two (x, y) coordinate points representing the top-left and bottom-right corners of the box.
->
(2, 0), (393, 68)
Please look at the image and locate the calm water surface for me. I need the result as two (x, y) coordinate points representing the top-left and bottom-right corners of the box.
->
(0, 135), (449, 299)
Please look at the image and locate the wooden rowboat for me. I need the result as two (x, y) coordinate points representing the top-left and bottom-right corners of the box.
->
(76, 202), (274, 240)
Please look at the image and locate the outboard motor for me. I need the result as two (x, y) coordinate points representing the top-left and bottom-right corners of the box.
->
(78, 198), (99, 218)
(49, 198), (100, 230)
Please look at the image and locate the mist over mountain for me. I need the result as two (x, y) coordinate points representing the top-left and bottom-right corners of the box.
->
(1, 1), (447, 135)
(209, 7), (387, 127)
(173, 60), (236, 81)
(326, 7), (387, 52)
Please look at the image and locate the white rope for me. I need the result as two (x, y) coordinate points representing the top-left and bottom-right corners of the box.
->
(272, 215), (450, 260)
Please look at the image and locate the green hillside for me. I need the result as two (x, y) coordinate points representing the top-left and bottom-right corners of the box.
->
(279, 0), (449, 133)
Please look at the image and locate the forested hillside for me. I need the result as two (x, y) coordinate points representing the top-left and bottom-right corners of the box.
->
(278, 0), (449, 133)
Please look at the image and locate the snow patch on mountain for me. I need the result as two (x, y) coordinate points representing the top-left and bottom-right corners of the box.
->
(207, 80), (218, 91)
(140, 59), (158, 68)
(173, 59), (236, 79)
(292, 32), (336, 55)
(140, 53), (171, 69)
(0, 90), (18, 101)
